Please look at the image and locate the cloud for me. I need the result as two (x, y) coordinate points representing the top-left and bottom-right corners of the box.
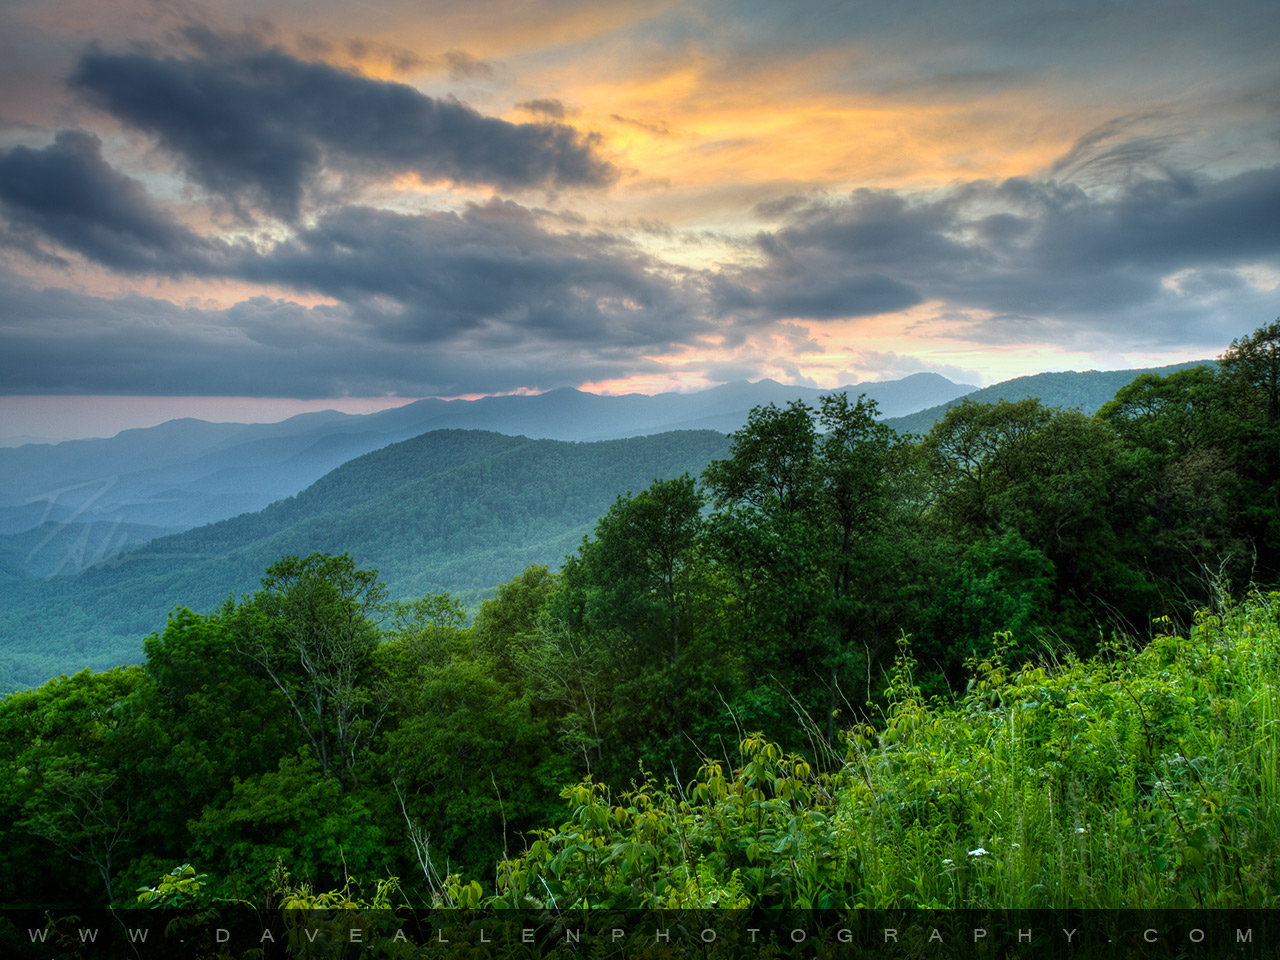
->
(237, 199), (706, 349)
(0, 129), (702, 357)
(70, 40), (616, 220)
(2, 102), (1275, 397)
(1048, 111), (1184, 181)
(0, 130), (231, 274)
(0, 185), (719, 397)
(0, 284), (688, 398)
(731, 163), (1280, 344)
(610, 114), (672, 136)
(518, 98), (568, 119)
(442, 50), (494, 80)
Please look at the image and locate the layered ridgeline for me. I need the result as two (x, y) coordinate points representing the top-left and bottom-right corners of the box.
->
(0, 373), (971, 547)
(882, 359), (1211, 434)
(0, 429), (729, 691)
(0, 360), (1217, 691)
(0, 364), (1209, 582)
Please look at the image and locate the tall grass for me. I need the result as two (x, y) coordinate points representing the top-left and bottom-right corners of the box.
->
(841, 593), (1280, 907)
(489, 594), (1280, 908)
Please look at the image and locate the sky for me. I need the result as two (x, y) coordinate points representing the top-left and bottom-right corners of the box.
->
(1, 0), (1278, 441)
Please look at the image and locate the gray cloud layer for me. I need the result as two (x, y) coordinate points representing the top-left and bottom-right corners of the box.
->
(0, 131), (223, 273)
(0, 283), (682, 398)
(0, 22), (1276, 398)
(725, 165), (1280, 346)
(2, 146), (1277, 395)
(71, 43), (616, 220)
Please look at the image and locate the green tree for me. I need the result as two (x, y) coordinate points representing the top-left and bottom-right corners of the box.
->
(1099, 366), (1244, 609)
(116, 607), (300, 894)
(374, 604), (568, 883)
(188, 750), (389, 896)
(576, 475), (706, 668)
(232, 553), (386, 791)
(471, 565), (557, 679)
(922, 397), (1140, 648)
(553, 475), (721, 777)
(0, 667), (145, 904)
(1217, 320), (1280, 575)
(704, 394), (910, 745)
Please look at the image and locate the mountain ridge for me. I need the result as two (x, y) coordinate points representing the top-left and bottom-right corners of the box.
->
(0, 373), (974, 538)
(882, 360), (1213, 435)
(0, 428), (732, 690)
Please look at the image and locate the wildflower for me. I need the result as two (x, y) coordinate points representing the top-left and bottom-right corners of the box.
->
(1075, 827), (1086, 834)
(942, 859), (953, 865)
(968, 847), (988, 857)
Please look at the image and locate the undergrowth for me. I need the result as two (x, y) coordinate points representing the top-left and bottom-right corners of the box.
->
(487, 593), (1280, 908)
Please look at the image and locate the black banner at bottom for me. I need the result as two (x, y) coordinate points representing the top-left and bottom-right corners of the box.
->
(1, 909), (1276, 959)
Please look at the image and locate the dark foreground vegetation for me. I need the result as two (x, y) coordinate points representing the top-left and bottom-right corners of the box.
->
(2, 323), (1279, 919)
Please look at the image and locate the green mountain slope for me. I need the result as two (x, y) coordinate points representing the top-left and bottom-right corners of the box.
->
(0, 429), (730, 691)
(883, 360), (1213, 435)
(0, 520), (184, 581)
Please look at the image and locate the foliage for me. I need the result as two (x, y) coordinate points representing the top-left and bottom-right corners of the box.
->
(0, 429), (730, 691)
(486, 595), (1280, 909)
(4, 325), (1280, 914)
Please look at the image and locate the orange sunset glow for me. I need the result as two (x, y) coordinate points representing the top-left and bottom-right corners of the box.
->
(0, 0), (1277, 438)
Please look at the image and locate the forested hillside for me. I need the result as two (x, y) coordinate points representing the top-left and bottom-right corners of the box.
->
(882, 359), (1212, 434)
(0, 429), (729, 690)
(0, 372), (971, 546)
(0, 323), (1278, 922)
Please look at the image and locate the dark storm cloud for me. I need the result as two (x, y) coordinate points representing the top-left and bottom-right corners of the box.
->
(0, 131), (229, 273)
(729, 163), (1280, 341)
(70, 43), (616, 220)
(0, 168), (711, 396)
(239, 199), (702, 347)
(0, 127), (700, 354)
(0, 284), (677, 398)
(714, 188), (971, 323)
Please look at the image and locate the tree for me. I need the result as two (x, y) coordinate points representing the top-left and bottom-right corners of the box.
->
(0, 667), (145, 904)
(922, 398), (1144, 647)
(233, 553), (386, 791)
(704, 401), (819, 517)
(1217, 320), (1280, 575)
(580, 475), (706, 666)
(472, 565), (557, 679)
(553, 474), (717, 775)
(1099, 366), (1245, 608)
(704, 394), (910, 745)
(1098, 366), (1222, 458)
(375, 591), (566, 880)
(119, 608), (299, 883)
(813, 392), (916, 738)
(1220, 319), (1280, 427)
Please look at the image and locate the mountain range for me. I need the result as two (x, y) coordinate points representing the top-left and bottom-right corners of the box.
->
(0, 359), (1216, 691)
(880, 360), (1212, 435)
(0, 362), (1211, 566)
(0, 429), (731, 691)
(0, 373), (971, 551)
